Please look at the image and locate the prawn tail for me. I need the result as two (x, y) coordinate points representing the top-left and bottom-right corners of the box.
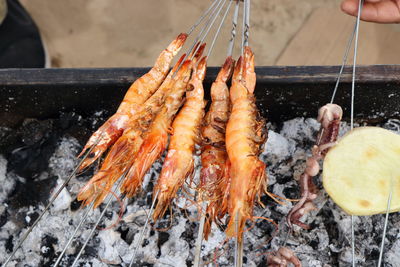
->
(216, 56), (235, 83)
(192, 43), (207, 65)
(200, 166), (222, 241)
(121, 129), (168, 197)
(225, 161), (266, 241)
(243, 46), (256, 94)
(78, 114), (128, 171)
(167, 33), (188, 56)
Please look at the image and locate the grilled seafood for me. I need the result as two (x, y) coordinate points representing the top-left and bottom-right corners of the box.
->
(119, 45), (207, 199)
(224, 47), (268, 240)
(120, 60), (194, 197)
(78, 60), (195, 207)
(267, 247), (302, 267)
(78, 33), (187, 170)
(199, 56), (234, 239)
(287, 104), (343, 229)
(78, 44), (208, 207)
(152, 57), (207, 221)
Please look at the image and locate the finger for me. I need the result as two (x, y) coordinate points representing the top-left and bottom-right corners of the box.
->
(341, 0), (400, 23)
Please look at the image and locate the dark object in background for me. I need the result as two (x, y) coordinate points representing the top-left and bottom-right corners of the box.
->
(0, 0), (45, 68)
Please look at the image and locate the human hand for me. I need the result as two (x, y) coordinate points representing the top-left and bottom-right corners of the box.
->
(341, 0), (400, 23)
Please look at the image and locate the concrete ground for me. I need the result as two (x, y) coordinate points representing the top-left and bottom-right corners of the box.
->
(20, 0), (400, 67)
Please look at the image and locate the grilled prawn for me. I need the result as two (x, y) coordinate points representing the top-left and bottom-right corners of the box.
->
(199, 57), (234, 239)
(120, 60), (193, 197)
(78, 33), (187, 170)
(152, 57), (207, 221)
(224, 47), (268, 240)
(78, 44), (206, 207)
(120, 46), (206, 198)
(77, 60), (193, 208)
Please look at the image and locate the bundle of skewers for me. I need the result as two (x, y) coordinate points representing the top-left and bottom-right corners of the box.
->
(4, 0), (280, 266)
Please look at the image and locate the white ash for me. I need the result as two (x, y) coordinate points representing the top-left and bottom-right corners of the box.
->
(48, 137), (80, 179)
(1, 118), (400, 267)
(0, 155), (15, 204)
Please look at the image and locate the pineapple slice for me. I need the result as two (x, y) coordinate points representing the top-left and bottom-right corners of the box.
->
(323, 127), (400, 216)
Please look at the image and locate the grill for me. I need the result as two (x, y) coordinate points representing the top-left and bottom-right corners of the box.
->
(1, 65), (400, 266)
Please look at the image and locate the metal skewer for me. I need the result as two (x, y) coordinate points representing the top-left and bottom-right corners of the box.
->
(378, 177), (394, 267)
(54, 171), (127, 266)
(128, 190), (159, 267)
(193, 3), (235, 266)
(53, 201), (95, 267)
(190, 0), (228, 60)
(234, 1), (249, 266)
(350, 1), (364, 266)
(227, 0), (240, 57)
(234, 212), (244, 267)
(172, 0), (224, 78)
(71, 177), (127, 267)
(1, 137), (102, 267)
(207, 0), (233, 58)
(193, 202), (207, 267)
(187, 0), (220, 36)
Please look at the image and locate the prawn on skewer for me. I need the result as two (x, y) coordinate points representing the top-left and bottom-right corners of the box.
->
(120, 46), (206, 198)
(77, 59), (193, 208)
(199, 57), (234, 239)
(120, 60), (193, 197)
(78, 33), (188, 170)
(151, 57), (207, 221)
(224, 47), (268, 240)
(135, 43), (206, 130)
(79, 45), (206, 207)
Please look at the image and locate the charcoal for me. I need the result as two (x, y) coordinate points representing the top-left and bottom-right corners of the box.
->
(1, 114), (400, 266)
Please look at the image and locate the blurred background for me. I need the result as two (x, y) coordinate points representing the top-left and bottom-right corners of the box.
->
(12, 0), (400, 67)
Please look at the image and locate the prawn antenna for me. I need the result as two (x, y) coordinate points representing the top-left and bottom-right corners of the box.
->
(1, 135), (102, 267)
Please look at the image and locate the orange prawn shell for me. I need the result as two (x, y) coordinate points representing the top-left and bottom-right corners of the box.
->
(224, 47), (268, 240)
(78, 33), (187, 170)
(199, 57), (234, 239)
(152, 57), (207, 221)
(120, 60), (194, 198)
